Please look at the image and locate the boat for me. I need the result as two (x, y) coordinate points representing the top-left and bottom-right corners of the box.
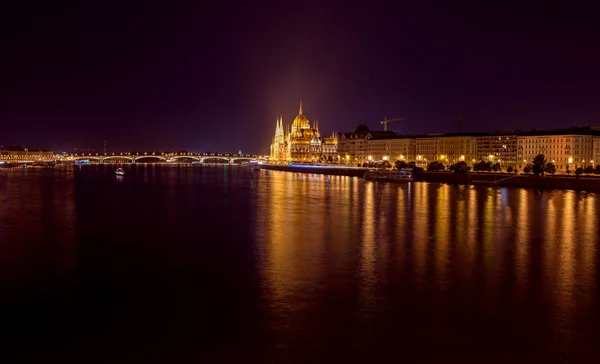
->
(249, 161), (262, 171)
(364, 169), (413, 182)
(115, 167), (124, 176)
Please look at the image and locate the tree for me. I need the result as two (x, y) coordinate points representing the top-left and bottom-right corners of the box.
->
(408, 161), (417, 169)
(474, 160), (492, 172)
(523, 166), (531, 174)
(513, 167), (518, 174)
(492, 162), (502, 172)
(380, 160), (392, 169)
(584, 165), (594, 174)
(362, 163), (368, 167)
(595, 165), (600, 174)
(427, 161), (445, 172)
(575, 167), (584, 176)
(395, 160), (409, 170)
(451, 161), (470, 174)
(532, 154), (546, 175)
(545, 162), (556, 175)
(506, 166), (513, 173)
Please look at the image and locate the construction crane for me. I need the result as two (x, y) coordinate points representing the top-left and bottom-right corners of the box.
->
(380, 116), (406, 132)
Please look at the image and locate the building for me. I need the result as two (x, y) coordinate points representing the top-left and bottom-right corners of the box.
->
(414, 134), (479, 166)
(0, 146), (54, 162)
(367, 136), (415, 164)
(517, 129), (599, 171)
(269, 102), (337, 163)
(338, 125), (409, 165)
(337, 125), (600, 170)
(477, 134), (518, 166)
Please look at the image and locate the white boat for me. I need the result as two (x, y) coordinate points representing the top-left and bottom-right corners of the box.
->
(364, 169), (413, 182)
(115, 167), (125, 176)
(249, 161), (262, 171)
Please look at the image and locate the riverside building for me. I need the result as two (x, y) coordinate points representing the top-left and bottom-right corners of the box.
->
(0, 146), (54, 162)
(337, 125), (600, 170)
(338, 125), (411, 165)
(269, 102), (338, 163)
(516, 128), (600, 170)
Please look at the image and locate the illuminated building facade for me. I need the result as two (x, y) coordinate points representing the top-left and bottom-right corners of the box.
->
(517, 133), (597, 170)
(477, 134), (518, 166)
(339, 125), (600, 169)
(338, 125), (406, 164)
(269, 102), (338, 163)
(0, 146), (54, 162)
(414, 135), (479, 166)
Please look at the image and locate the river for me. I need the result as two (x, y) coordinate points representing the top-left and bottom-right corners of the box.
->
(1, 164), (599, 363)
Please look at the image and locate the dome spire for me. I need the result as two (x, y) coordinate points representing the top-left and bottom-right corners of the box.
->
(299, 100), (303, 115)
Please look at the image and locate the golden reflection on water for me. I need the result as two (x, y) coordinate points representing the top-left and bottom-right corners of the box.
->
(515, 188), (530, 301)
(254, 174), (600, 354)
(412, 182), (430, 289)
(359, 182), (377, 315)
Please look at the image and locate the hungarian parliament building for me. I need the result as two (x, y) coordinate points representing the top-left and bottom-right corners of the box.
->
(269, 102), (338, 163)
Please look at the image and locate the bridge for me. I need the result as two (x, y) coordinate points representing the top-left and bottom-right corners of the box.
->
(66, 152), (266, 164)
(0, 150), (267, 164)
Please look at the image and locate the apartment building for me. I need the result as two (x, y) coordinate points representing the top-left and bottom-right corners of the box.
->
(517, 133), (596, 170)
(338, 125), (409, 165)
(477, 134), (518, 165)
(338, 125), (600, 169)
(414, 134), (479, 166)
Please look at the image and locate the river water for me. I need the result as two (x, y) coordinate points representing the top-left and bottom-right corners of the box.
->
(1, 164), (599, 363)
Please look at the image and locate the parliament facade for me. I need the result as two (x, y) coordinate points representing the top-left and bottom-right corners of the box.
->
(269, 102), (337, 163)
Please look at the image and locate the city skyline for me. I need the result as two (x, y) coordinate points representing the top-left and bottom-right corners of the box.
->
(3, 1), (599, 153)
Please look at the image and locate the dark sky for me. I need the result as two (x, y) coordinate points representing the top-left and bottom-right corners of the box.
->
(2, 1), (599, 153)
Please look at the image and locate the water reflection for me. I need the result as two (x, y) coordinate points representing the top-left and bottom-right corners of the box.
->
(253, 176), (600, 361)
(1, 167), (600, 362)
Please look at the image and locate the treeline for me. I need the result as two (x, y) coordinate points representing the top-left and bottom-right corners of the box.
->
(359, 154), (600, 176)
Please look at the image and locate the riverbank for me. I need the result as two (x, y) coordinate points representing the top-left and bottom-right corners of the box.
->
(262, 164), (600, 192)
(261, 164), (366, 176)
(414, 171), (600, 192)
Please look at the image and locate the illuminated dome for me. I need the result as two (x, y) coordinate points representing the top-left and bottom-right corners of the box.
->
(291, 101), (311, 130)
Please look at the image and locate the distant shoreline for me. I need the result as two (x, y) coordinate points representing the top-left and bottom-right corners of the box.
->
(262, 164), (600, 192)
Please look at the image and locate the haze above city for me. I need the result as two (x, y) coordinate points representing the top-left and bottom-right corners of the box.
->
(3, 1), (599, 153)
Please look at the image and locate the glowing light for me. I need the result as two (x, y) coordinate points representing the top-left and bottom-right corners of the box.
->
(460, 155), (465, 161)
(568, 157), (573, 163)
(383, 155), (389, 161)
(368, 155), (372, 161)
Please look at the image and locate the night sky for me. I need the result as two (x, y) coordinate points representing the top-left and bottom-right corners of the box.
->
(3, 1), (599, 153)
